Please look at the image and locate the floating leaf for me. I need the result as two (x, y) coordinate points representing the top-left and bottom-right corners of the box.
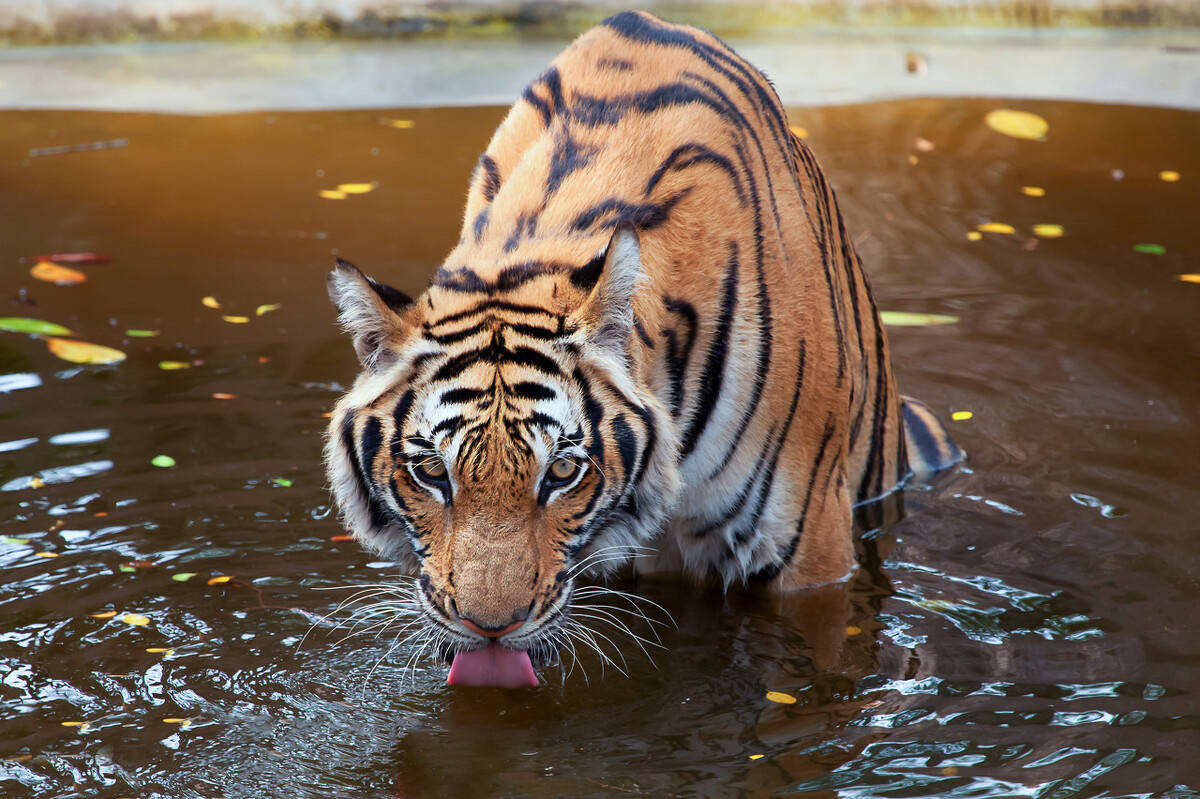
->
(319, 190), (347, 200)
(1134, 244), (1166, 255)
(952, 410), (974, 421)
(789, 126), (808, 139)
(1159, 170), (1180, 182)
(211, 392), (236, 400)
(0, 317), (74, 336)
(384, 118), (416, 129)
(90, 610), (118, 619)
(255, 303), (281, 316)
(271, 477), (294, 487)
(966, 231), (982, 242)
(765, 691), (797, 705)
(337, 182), (376, 195)
(845, 625), (862, 636)
(2, 536), (31, 545)
(330, 535), (354, 542)
(36, 551), (59, 558)
(46, 338), (125, 365)
(879, 311), (959, 327)
(163, 717), (191, 725)
(31, 260), (87, 285)
(977, 222), (1015, 234)
(984, 109), (1048, 140)
(60, 721), (90, 729)
(201, 296), (221, 309)
(907, 155), (918, 166)
(207, 576), (232, 585)
(1033, 224), (1064, 238)
(37, 252), (110, 263)
(222, 315), (250, 324)
(748, 754), (765, 761)
(914, 137), (935, 152)
(172, 572), (198, 582)
(120, 613), (151, 626)
(1022, 186), (1046, 197)
(158, 360), (191, 370)
(125, 329), (159, 338)
(151, 455), (176, 468)
(145, 647), (174, 655)
(30, 477), (45, 489)
(118, 564), (136, 573)
(1179, 274), (1200, 284)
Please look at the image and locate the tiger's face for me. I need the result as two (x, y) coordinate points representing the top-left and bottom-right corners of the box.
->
(324, 228), (680, 683)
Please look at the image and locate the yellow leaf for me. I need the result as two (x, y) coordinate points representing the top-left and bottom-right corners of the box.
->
(907, 155), (919, 165)
(60, 721), (89, 729)
(966, 231), (983, 241)
(36, 551), (59, 558)
(1179, 274), (1200, 284)
(879, 311), (959, 327)
(201, 296), (221, 309)
(952, 410), (974, 421)
(789, 126), (808, 139)
(765, 691), (797, 705)
(120, 613), (151, 626)
(221, 315), (250, 324)
(748, 754), (765, 760)
(158, 360), (191, 370)
(163, 717), (191, 725)
(337, 182), (376, 195)
(30, 260), (87, 285)
(1159, 170), (1180, 182)
(385, 119), (416, 129)
(255, 303), (282, 316)
(1033, 224), (1064, 238)
(319, 190), (347, 200)
(1021, 186), (1046, 197)
(977, 222), (1015, 234)
(207, 576), (232, 585)
(45, 337), (126, 365)
(90, 611), (118, 619)
(145, 647), (175, 655)
(984, 109), (1049, 140)
(845, 625), (862, 636)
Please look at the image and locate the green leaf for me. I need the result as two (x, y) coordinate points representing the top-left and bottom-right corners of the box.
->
(879, 311), (959, 327)
(118, 565), (137, 573)
(0, 317), (74, 336)
(271, 477), (294, 487)
(1134, 243), (1166, 255)
(2, 536), (31, 545)
(151, 455), (176, 468)
(172, 572), (198, 582)
(125, 329), (160, 338)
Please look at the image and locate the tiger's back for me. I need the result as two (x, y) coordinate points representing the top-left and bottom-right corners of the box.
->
(442, 11), (938, 586)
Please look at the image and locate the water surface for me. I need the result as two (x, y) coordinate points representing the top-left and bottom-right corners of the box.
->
(1, 99), (1198, 797)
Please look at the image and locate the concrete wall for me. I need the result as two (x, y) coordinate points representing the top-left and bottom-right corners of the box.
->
(2, 0), (1199, 44)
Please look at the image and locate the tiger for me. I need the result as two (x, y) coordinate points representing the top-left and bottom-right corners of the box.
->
(323, 10), (962, 687)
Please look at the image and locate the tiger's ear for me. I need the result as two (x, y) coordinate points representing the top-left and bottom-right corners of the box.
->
(573, 225), (642, 357)
(327, 258), (414, 372)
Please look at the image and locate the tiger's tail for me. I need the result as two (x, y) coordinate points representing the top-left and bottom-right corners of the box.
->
(901, 396), (965, 475)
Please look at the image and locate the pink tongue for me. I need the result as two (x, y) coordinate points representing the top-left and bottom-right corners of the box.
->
(447, 645), (538, 688)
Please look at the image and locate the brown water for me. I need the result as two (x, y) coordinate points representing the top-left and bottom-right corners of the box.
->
(1, 99), (1198, 798)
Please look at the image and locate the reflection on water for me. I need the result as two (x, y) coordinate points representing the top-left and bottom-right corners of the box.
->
(1, 98), (1198, 797)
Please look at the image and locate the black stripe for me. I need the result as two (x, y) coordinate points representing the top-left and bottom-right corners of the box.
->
(678, 241), (739, 460)
(505, 346), (562, 377)
(478, 154), (501, 202)
(432, 416), (464, 437)
(389, 390), (416, 462)
(342, 413), (390, 530)
(662, 298), (697, 417)
(644, 142), (748, 206)
(611, 413), (637, 480)
(508, 381), (556, 401)
(428, 299), (560, 329)
(570, 190), (690, 233)
(424, 320), (488, 345)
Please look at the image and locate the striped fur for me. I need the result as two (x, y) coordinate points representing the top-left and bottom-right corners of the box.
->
(323, 12), (960, 665)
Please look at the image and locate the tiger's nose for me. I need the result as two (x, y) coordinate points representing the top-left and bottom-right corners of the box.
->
(457, 608), (529, 638)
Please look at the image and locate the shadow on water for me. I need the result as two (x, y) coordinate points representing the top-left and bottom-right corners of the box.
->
(1, 98), (1199, 797)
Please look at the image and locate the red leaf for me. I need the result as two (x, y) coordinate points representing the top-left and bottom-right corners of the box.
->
(36, 252), (112, 264)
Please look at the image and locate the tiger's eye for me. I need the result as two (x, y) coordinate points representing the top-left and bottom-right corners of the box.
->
(549, 457), (579, 481)
(420, 459), (447, 479)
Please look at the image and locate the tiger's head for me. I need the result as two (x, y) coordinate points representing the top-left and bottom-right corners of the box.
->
(323, 227), (680, 684)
